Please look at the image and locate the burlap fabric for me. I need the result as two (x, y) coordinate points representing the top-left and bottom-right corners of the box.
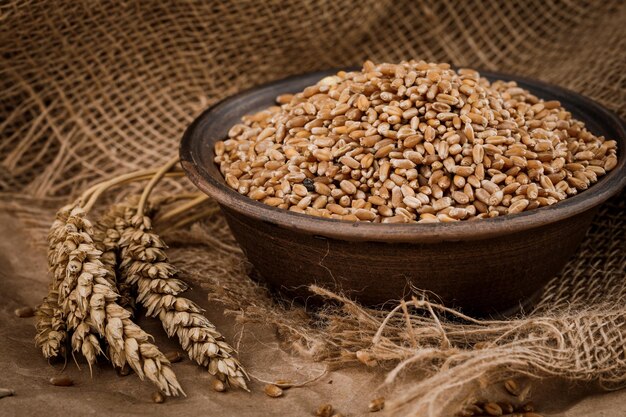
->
(1, 1), (625, 416)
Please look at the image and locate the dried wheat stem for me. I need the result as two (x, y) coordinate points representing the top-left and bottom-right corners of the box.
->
(119, 212), (249, 390)
(156, 192), (206, 207)
(78, 169), (159, 208)
(250, 366), (328, 388)
(158, 207), (219, 235)
(137, 156), (180, 216)
(82, 170), (184, 213)
(155, 193), (209, 224)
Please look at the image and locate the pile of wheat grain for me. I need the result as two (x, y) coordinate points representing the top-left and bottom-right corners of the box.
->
(214, 61), (618, 223)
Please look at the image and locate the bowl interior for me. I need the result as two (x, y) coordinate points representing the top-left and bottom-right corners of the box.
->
(180, 69), (626, 242)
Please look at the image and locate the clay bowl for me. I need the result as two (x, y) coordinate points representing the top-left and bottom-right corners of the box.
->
(180, 69), (626, 316)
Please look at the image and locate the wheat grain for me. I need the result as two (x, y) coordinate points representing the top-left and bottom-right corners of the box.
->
(49, 376), (74, 387)
(215, 61), (619, 222)
(165, 351), (184, 363)
(504, 379), (520, 396)
(211, 379), (226, 392)
(368, 397), (385, 412)
(483, 402), (503, 416)
(316, 404), (334, 417)
(0, 389), (15, 399)
(152, 391), (165, 403)
(263, 384), (283, 398)
(14, 306), (35, 317)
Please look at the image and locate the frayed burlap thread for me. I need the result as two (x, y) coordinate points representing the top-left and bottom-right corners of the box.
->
(2, 1), (625, 199)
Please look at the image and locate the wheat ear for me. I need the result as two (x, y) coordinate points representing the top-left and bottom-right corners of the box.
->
(64, 206), (185, 394)
(34, 287), (67, 359)
(94, 203), (138, 314)
(77, 206), (184, 395)
(35, 204), (75, 359)
(119, 210), (249, 390)
(94, 197), (170, 313)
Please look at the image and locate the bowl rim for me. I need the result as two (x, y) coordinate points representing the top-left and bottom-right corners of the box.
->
(180, 68), (626, 243)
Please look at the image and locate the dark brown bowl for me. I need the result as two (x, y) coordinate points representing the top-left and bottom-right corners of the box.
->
(180, 69), (626, 316)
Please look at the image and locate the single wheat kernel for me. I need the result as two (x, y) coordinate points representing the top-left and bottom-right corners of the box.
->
(504, 379), (520, 396)
(211, 379), (226, 392)
(264, 384), (283, 398)
(0, 389), (15, 399)
(165, 351), (184, 363)
(315, 403), (334, 417)
(152, 391), (165, 404)
(484, 402), (503, 416)
(50, 376), (74, 387)
(368, 397), (385, 412)
(14, 306), (35, 318)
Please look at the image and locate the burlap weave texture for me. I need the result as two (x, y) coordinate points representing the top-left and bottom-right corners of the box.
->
(1, 1), (625, 415)
(2, 0), (625, 196)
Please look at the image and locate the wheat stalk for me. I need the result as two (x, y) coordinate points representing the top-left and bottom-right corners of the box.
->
(45, 205), (178, 391)
(35, 160), (237, 395)
(54, 206), (109, 370)
(117, 158), (248, 390)
(35, 169), (187, 395)
(119, 210), (249, 390)
(36, 204), (109, 368)
(36, 204), (102, 362)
